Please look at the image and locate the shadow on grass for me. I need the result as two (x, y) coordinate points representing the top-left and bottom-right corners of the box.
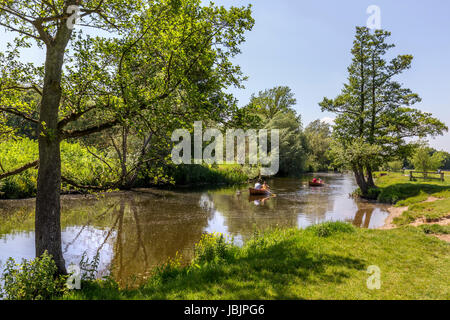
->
(135, 237), (366, 300)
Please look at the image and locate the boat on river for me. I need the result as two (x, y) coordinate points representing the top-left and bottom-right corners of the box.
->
(249, 187), (271, 195)
(309, 181), (325, 187)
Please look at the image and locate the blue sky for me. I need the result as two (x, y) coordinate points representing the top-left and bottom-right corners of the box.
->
(216, 0), (450, 151)
(1, 0), (449, 150)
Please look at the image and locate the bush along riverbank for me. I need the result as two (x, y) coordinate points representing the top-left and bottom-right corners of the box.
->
(2, 222), (448, 300)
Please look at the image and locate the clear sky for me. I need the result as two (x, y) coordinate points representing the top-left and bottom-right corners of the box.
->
(216, 0), (450, 151)
(1, 0), (449, 150)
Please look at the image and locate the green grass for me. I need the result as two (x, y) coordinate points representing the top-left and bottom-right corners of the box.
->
(393, 197), (450, 226)
(419, 224), (450, 235)
(373, 172), (450, 227)
(395, 191), (430, 207)
(374, 172), (450, 204)
(63, 223), (450, 300)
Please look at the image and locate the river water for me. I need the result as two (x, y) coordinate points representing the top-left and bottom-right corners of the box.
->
(0, 173), (389, 285)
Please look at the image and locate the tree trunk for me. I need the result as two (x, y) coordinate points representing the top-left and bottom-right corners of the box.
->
(366, 165), (376, 188)
(120, 126), (130, 189)
(353, 165), (368, 195)
(35, 28), (72, 275)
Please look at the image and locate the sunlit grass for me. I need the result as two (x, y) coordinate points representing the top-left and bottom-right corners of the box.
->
(394, 198), (450, 226)
(374, 172), (450, 204)
(64, 223), (450, 300)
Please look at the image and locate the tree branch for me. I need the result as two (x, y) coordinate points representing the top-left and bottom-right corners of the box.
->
(60, 119), (119, 139)
(0, 106), (39, 124)
(58, 105), (96, 129)
(61, 175), (110, 191)
(0, 160), (39, 180)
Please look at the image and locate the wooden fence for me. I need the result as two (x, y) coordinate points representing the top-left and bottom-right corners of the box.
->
(409, 171), (445, 182)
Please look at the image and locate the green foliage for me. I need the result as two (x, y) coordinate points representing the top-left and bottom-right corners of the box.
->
(329, 138), (382, 173)
(152, 253), (184, 284)
(306, 221), (355, 237)
(386, 160), (403, 172)
(246, 86), (297, 122)
(440, 151), (450, 170)
(0, 251), (67, 300)
(320, 26), (447, 195)
(411, 146), (445, 172)
(170, 164), (248, 185)
(0, 137), (119, 198)
(265, 110), (308, 175)
(192, 233), (235, 265)
(304, 119), (332, 172)
(79, 252), (101, 281)
(61, 141), (119, 188)
(366, 187), (381, 200)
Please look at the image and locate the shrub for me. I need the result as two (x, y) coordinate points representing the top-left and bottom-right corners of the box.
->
(152, 253), (184, 284)
(170, 164), (248, 186)
(0, 251), (68, 300)
(306, 221), (355, 237)
(193, 233), (235, 265)
(352, 187), (380, 200)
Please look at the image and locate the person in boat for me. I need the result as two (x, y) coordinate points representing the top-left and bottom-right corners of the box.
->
(262, 181), (270, 190)
(312, 178), (318, 183)
(254, 179), (263, 190)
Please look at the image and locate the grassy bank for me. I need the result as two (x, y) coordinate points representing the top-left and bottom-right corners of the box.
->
(373, 172), (450, 228)
(374, 171), (450, 204)
(61, 222), (449, 300)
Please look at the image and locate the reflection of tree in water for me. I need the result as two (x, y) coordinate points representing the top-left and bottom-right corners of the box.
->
(1, 191), (213, 285)
(107, 193), (211, 285)
(293, 187), (335, 222)
(0, 175), (383, 286)
(208, 192), (299, 240)
(352, 203), (374, 228)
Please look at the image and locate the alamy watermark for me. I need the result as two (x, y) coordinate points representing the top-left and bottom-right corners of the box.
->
(66, 264), (81, 290)
(171, 121), (280, 176)
(366, 265), (381, 290)
(66, 5), (81, 30)
(366, 5), (381, 30)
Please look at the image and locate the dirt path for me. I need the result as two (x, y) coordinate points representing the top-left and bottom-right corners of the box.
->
(380, 197), (450, 242)
(379, 206), (408, 230)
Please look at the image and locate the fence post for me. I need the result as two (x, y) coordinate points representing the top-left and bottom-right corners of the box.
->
(410, 171), (413, 181)
(441, 172), (445, 182)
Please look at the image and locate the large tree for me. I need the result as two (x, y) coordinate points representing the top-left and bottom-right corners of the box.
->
(304, 119), (332, 172)
(246, 86), (296, 122)
(0, 0), (253, 273)
(320, 27), (447, 196)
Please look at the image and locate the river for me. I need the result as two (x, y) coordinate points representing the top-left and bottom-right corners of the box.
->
(0, 173), (389, 285)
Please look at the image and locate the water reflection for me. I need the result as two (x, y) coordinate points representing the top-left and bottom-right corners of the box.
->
(0, 174), (389, 285)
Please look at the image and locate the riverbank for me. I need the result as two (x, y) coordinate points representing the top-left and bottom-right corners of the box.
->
(375, 172), (450, 241)
(61, 222), (449, 300)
